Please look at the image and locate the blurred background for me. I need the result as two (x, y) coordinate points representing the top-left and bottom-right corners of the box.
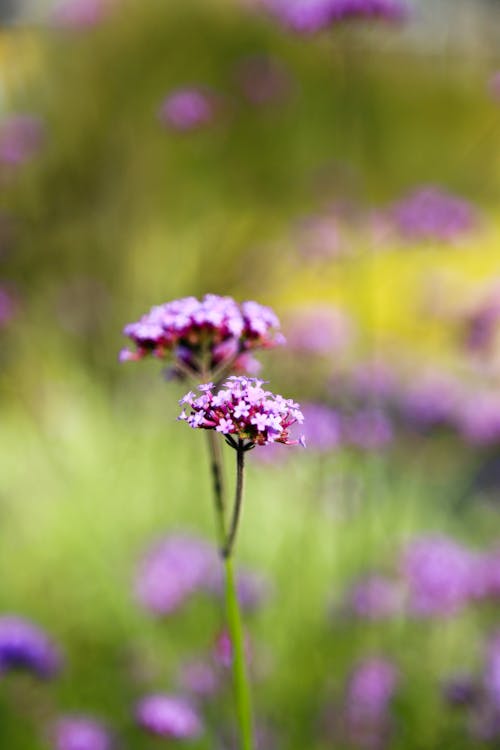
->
(1, 0), (500, 747)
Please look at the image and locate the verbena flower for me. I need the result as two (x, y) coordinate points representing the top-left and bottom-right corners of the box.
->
(401, 535), (473, 617)
(0, 286), (18, 327)
(0, 615), (62, 679)
(343, 409), (393, 450)
(52, 0), (109, 28)
(471, 549), (500, 601)
(52, 716), (114, 750)
(261, 0), (407, 34)
(0, 115), (44, 167)
(345, 575), (402, 620)
(135, 694), (203, 740)
(388, 186), (476, 243)
(286, 306), (353, 355)
(158, 88), (219, 132)
(442, 675), (480, 708)
(178, 659), (220, 699)
(178, 376), (304, 447)
(120, 294), (284, 377)
(399, 371), (462, 430)
(301, 403), (342, 452)
(457, 391), (500, 446)
(485, 634), (500, 710)
(344, 658), (399, 749)
(134, 534), (217, 616)
(207, 567), (272, 613)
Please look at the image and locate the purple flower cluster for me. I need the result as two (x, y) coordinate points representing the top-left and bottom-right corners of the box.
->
(179, 376), (304, 447)
(52, 0), (109, 28)
(134, 534), (217, 616)
(52, 716), (114, 750)
(345, 575), (402, 620)
(344, 658), (399, 749)
(286, 306), (354, 356)
(301, 403), (342, 452)
(235, 55), (293, 107)
(401, 536), (474, 617)
(0, 286), (17, 327)
(136, 694), (203, 740)
(120, 294), (284, 377)
(343, 409), (393, 450)
(456, 391), (500, 446)
(0, 615), (62, 679)
(388, 186), (477, 243)
(262, 0), (407, 33)
(400, 371), (462, 430)
(0, 115), (44, 167)
(159, 88), (219, 132)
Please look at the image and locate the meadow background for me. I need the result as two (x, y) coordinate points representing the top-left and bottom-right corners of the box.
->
(1, 0), (500, 747)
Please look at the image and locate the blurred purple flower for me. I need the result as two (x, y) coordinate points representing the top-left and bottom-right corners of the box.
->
(399, 371), (462, 430)
(235, 55), (293, 106)
(442, 674), (480, 708)
(0, 286), (18, 327)
(350, 360), (397, 402)
(0, 615), (62, 679)
(134, 534), (217, 616)
(344, 658), (399, 749)
(136, 694), (203, 739)
(471, 549), (500, 601)
(207, 567), (272, 613)
(52, 0), (110, 28)
(286, 305), (354, 355)
(488, 71), (500, 102)
(0, 115), (44, 167)
(52, 716), (114, 750)
(301, 403), (342, 452)
(401, 535), (473, 617)
(261, 0), (407, 33)
(296, 214), (346, 260)
(159, 88), (219, 132)
(388, 186), (477, 243)
(345, 575), (402, 620)
(462, 297), (500, 355)
(343, 409), (393, 450)
(178, 659), (220, 699)
(457, 391), (500, 446)
(213, 628), (252, 670)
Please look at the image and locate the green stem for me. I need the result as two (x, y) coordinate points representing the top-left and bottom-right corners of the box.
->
(224, 555), (254, 750)
(206, 430), (226, 549)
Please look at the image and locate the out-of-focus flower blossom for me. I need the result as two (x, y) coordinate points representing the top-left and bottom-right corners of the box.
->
(471, 549), (500, 601)
(350, 360), (397, 402)
(136, 694), (203, 739)
(0, 286), (18, 327)
(442, 675), (480, 708)
(52, 0), (109, 29)
(120, 294), (284, 377)
(345, 575), (402, 620)
(207, 567), (272, 613)
(343, 409), (393, 450)
(134, 534), (217, 616)
(488, 71), (500, 102)
(457, 391), (500, 446)
(159, 88), (219, 132)
(178, 659), (220, 699)
(179, 377), (305, 447)
(301, 403), (342, 452)
(214, 628), (252, 669)
(0, 115), (44, 167)
(286, 306), (354, 355)
(344, 658), (399, 749)
(399, 371), (462, 430)
(235, 55), (293, 106)
(401, 535), (473, 617)
(0, 616), (62, 679)
(261, 0), (407, 34)
(388, 186), (477, 243)
(462, 296), (500, 356)
(52, 716), (114, 750)
(295, 214), (347, 260)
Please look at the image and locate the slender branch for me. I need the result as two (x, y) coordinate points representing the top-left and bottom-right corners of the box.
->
(224, 556), (254, 750)
(206, 429), (226, 548)
(222, 441), (245, 559)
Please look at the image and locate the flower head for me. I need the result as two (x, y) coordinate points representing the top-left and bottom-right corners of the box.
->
(261, 0), (407, 34)
(0, 115), (44, 167)
(52, 0), (109, 28)
(388, 186), (477, 243)
(159, 88), (218, 131)
(52, 715), (114, 750)
(120, 294), (284, 377)
(179, 376), (304, 447)
(345, 575), (402, 620)
(135, 694), (203, 740)
(0, 615), (62, 679)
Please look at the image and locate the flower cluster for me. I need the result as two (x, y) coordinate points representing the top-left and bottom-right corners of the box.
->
(344, 658), (399, 749)
(158, 88), (219, 132)
(179, 376), (304, 447)
(135, 695), (203, 740)
(52, 715), (114, 750)
(52, 0), (109, 29)
(261, 0), (407, 34)
(388, 186), (477, 243)
(120, 294), (284, 377)
(0, 615), (62, 679)
(0, 115), (44, 167)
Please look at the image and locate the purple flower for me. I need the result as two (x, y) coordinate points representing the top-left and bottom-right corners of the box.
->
(343, 409), (393, 450)
(0, 286), (18, 327)
(344, 658), (399, 749)
(471, 550), (500, 601)
(0, 615), (62, 679)
(399, 371), (462, 430)
(350, 360), (397, 401)
(286, 306), (354, 355)
(462, 298), (500, 355)
(388, 186), (477, 243)
(52, 716), (114, 750)
(207, 567), (272, 613)
(235, 55), (293, 106)
(295, 214), (346, 260)
(120, 294), (284, 376)
(0, 115), (44, 167)
(178, 660), (220, 698)
(401, 535), (473, 617)
(457, 391), (500, 446)
(261, 0), (407, 34)
(213, 628), (252, 669)
(135, 694), (203, 739)
(52, 0), (109, 28)
(159, 88), (218, 132)
(134, 534), (217, 616)
(301, 403), (342, 452)
(442, 675), (480, 708)
(179, 376), (305, 447)
(345, 575), (402, 620)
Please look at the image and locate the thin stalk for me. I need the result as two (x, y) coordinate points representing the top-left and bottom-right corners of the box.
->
(222, 443), (245, 559)
(224, 555), (254, 750)
(206, 429), (226, 549)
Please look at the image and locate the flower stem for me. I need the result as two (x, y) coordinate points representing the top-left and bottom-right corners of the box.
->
(206, 430), (226, 550)
(224, 555), (254, 750)
(222, 442), (245, 559)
